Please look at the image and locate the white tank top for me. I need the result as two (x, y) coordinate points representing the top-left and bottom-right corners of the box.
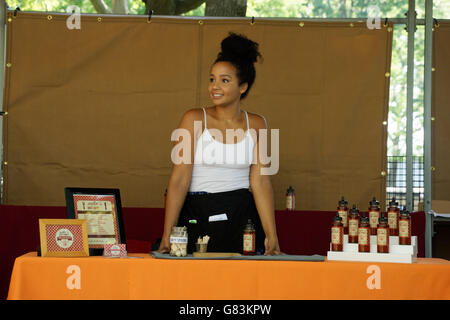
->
(189, 108), (255, 193)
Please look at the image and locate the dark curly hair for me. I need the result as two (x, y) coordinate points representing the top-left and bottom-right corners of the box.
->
(214, 32), (262, 100)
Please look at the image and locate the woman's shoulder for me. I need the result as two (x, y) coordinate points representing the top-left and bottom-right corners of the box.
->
(182, 107), (204, 120)
(246, 111), (268, 130)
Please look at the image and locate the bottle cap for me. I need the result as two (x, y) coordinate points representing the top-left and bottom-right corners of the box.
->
(244, 219), (255, 231)
(379, 213), (388, 223)
(287, 186), (294, 193)
(338, 196), (348, 206)
(389, 197), (399, 207)
(400, 207), (410, 217)
(370, 197), (380, 207)
(360, 213), (369, 223)
(333, 212), (342, 222)
(349, 204), (359, 214)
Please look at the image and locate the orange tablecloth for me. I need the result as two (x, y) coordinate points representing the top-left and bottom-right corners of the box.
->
(7, 252), (450, 300)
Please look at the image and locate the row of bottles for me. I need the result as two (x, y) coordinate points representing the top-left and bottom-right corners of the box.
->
(337, 196), (405, 236)
(332, 197), (412, 254)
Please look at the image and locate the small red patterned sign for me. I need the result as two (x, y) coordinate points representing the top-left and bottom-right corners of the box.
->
(39, 219), (89, 257)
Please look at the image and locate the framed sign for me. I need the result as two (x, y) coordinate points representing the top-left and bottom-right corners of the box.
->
(65, 187), (126, 255)
(39, 219), (89, 257)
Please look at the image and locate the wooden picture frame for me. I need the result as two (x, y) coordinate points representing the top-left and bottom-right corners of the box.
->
(65, 187), (126, 256)
(39, 219), (89, 257)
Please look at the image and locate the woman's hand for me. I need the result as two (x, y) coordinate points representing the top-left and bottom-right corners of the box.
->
(264, 235), (281, 255)
(157, 236), (170, 254)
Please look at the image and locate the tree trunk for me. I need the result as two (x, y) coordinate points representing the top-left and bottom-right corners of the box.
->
(112, 0), (129, 14)
(90, 0), (112, 14)
(144, 0), (206, 15)
(205, 0), (247, 17)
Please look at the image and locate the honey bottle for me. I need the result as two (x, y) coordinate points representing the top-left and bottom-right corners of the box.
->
(368, 197), (381, 235)
(243, 219), (256, 255)
(331, 213), (344, 251)
(387, 197), (400, 236)
(399, 208), (412, 245)
(377, 213), (389, 253)
(358, 214), (370, 252)
(286, 186), (295, 211)
(337, 196), (349, 234)
(348, 204), (360, 244)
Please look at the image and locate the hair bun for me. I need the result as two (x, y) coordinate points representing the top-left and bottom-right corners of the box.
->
(218, 32), (262, 65)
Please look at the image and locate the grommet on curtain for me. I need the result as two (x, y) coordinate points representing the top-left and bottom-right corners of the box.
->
(97, 17), (102, 22)
(47, 15), (53, 21)
(147, 10), (153, 23)
(433, 19), (440, 29)
(6, 63), (12, 68)
(381, 171), (386, 177)
(387, 26), (392, 32)
(198, 20), (203, 25)
(299, 22), (304, 27)
(385, 72), (390, 77)
(349, 23), (354, 27)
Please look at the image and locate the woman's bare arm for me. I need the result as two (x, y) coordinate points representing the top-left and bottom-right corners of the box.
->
(249, 114), (281, 255)
(157, 109), (201, 253)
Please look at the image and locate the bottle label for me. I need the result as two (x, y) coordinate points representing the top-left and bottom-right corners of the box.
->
(358, 228), (369, 245)
(388, 211), (398, 228)
(286, 196), (294, 210)
(348, 219), (359, 236)
(331, 227), (342, 244)
(399, 220), (410, 237)
(243, 234), (254, 251)
(338, 211), (348, 227)
(369, 211), (379, 228)
(170, 236), (187, 244)
(377, 228), (388, 245)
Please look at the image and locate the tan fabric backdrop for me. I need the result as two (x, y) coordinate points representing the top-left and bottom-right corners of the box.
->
(432, 22), (450, 201)
(2, 12), (392, 210)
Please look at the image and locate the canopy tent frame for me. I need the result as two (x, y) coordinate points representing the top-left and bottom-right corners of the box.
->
(0, 1), (442, 257)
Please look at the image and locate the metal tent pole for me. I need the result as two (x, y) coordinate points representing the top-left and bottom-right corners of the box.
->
(423, 0), (433, 258)
(405, 0), (416, 213)
(0, 1), (7, 204)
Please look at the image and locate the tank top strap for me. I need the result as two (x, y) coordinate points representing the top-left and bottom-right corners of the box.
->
(244, 110), (250, 131)
(202, 107), (207, 129)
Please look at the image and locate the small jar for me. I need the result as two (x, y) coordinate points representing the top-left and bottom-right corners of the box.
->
(169, 226), (188, 257)
(399, 208), (412, 245)
(348, 204), (360, 244)
(331, 212), (344, 251)
(377, 213), (389, 253)
(337, 196), (349, 234)
(243, 219), (256, 255)
(387, 197), (400, 236)
(286, 186), (295, 211)
(368, 197), (381, 235)
(358, 214), (370, 252)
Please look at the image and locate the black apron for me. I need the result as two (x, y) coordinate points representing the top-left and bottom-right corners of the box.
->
(177, 188), (265, 254)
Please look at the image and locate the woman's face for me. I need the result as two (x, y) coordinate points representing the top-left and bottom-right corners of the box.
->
(208, 61), (248, 107)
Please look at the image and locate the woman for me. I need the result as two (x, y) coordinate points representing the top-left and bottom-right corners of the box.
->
(158, 32), (281, 255)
